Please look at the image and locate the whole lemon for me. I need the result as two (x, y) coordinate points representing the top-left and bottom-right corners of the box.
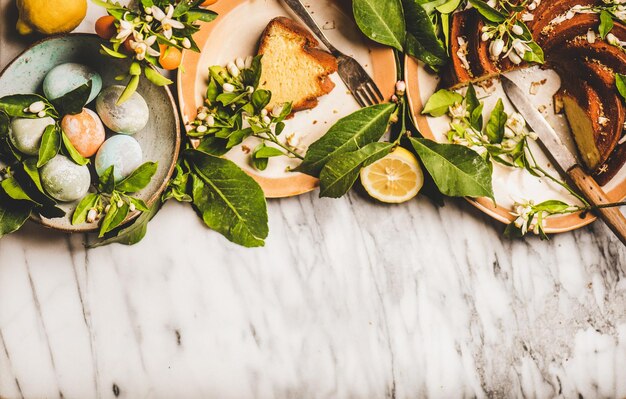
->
(16, 0), (87, 35)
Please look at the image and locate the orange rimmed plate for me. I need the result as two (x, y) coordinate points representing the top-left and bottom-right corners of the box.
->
(405, 56), (626, 233)
(178, 0), (396, 198)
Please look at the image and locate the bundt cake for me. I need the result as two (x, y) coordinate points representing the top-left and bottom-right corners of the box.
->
(257, 17), (338, 113)
(443, 1), (626, 185)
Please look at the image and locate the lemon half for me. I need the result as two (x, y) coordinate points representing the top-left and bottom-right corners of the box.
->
(360, 147), (424, 203)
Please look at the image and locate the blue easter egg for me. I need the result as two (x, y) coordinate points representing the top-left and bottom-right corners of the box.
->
(95, 85), (149, 135)
(43, 63), (102, 104)
(95, 135), (143, 182)
(40, 155), (91, 202)
(9, 116), (55, 155)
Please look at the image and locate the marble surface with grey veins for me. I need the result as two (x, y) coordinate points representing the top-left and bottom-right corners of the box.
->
(1, 1), (626, 398)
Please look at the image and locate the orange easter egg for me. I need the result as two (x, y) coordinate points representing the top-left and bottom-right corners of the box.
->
(61, 108), (106, 158)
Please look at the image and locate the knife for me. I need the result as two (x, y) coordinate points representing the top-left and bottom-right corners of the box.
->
(501, 75), (626, 245)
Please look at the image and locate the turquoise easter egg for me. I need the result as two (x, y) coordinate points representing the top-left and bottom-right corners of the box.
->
(95, 135), (143, 182)
(96, 85), (149, 135)
(9, 116), (55, 155)
(43, 63), (102, 104)
(41, 155), (91, 202)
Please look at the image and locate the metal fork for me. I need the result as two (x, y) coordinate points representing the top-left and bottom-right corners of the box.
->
(282, 0), (385, 107)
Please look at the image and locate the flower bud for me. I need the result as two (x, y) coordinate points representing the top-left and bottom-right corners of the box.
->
(395, 80), (406, 96)
(511, 24), (524, 36)
(262, 116), (271, 124)
(37, 111), (47, 118)
(29, 101), (45, 114)
(196, 125), (208, 133)
(490, 38), (505, 58)
(182, 38), (191, 49)
(129, 203), (136, 212)
(206, 115), (215, 127)
(235, 57), (245, 70)
(86, 209), (98, 223)
(222, 83), (235, 93)
(227, 62), (240, 77)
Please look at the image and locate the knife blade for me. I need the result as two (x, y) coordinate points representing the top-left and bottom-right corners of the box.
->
(501, 75), (577, 174)
(501, 74), (626, 246)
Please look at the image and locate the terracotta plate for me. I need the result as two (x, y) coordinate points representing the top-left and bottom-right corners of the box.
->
(178, 0), (396, 198)
(405, 56), (626, 233)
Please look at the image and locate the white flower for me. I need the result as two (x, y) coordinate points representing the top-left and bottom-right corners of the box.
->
(506, 112), (526, 135)
(152, 5), (185, 40)
(511, 24), (524, 36)
(449, 103), (467, 119)
(130, 35), (159, 61)
(235, 57), (245, 70)
(116, 15), (136, 41)
(508, 52), (522, 65)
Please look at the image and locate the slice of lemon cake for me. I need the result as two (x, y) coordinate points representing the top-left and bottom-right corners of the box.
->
(257, 17), (338, 112)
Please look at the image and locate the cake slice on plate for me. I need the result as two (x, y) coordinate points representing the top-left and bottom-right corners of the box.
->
(257, 16), (338, 112)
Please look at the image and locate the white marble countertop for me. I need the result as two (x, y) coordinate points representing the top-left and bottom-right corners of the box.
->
(1, 2), (626, 398)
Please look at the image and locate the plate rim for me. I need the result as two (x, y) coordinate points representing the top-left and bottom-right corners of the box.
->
(402, 55), (626, 234)
(0, 33), (181, 233)
(177, 0), (397, 198)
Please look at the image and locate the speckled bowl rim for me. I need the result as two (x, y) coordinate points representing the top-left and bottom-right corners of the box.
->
(403, 55), (626, 234)
(0, 33), (181, 234)
(177, 0), (397, 198)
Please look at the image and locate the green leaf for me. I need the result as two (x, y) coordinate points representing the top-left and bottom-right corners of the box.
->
(100, 44), (128, 59)
(469, 0), (506, 22)
(0, 111), (9, 138)
(465, 83), (479, 115)
(116, 162), (158, 193)
(50, 81), (92, 115)
(353, 0), (406, 50)
(485, 98), (507, 143)
(410, 138), (494, 200)
(599, 10), (614, 39)
(145, 67), (173, 86)
(98, 166), (116, 194)
(251, 143), (283, 171)
(37, 124), (61, 167)
(298, 103), (396, 176)
(470, 102), (484, 131)
(319, 142), (393, 198)
(616, 73), (626, 100)
(0, 94), (56, 118)
(185, 9), (218, 23)
(402, 0), (448, 69)
(116, 75), (140, 105)
(61, 131), (90, 165)
(99, 200), (130, 237)
(72, 193), (100, 225)
(251, 89), (271, 112)
(437, 0), (462, 13)
(0, 195), (32, 238)
(422, 89), (463, 117)
(128, 196), (150, 212)
(533, 200), (571, 213)
(88, 201), (160, 248)
(1, 177), (36, 203)
(187, 149), (268, 247)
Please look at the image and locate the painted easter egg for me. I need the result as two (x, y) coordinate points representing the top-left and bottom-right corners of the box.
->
(95, 135), (143, 182)
(40, 155), (91, 202)
(61, 108), (105, 157)
(95, 85), (149, 135)
(9, 116), (55, 155)
(43, 63), (102, 103)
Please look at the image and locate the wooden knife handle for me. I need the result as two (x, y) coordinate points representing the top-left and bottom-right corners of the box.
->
(568, 165), (626, 246)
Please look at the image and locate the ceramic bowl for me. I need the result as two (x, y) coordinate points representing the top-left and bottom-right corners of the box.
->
(0, 34), (180, 233)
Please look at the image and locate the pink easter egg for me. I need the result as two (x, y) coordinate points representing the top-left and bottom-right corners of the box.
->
(61, 108), (106, 158)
